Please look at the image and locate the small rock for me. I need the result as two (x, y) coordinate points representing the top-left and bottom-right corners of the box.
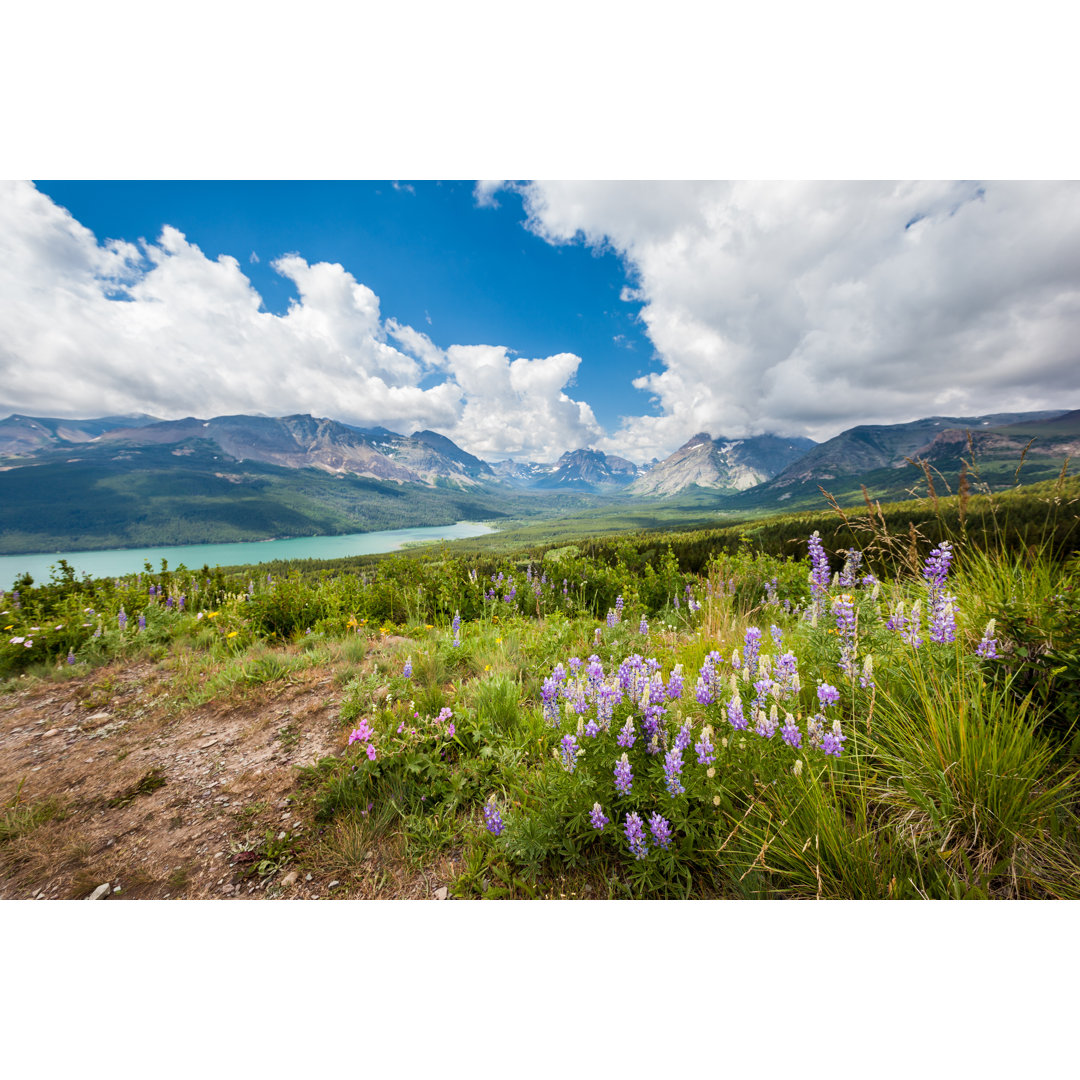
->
(87, 883), (111, 901)
(222, 883), (234, 895)
(328, 880), (340, 888)
(198, 738), (219, 749)
(42, 729), (59, 738)
(280, 871), (298, 887)
(434, 886), (448, 901)
(305, 873), (312, 881)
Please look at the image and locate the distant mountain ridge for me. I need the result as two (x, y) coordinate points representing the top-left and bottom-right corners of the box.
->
(88, 414), (494, 489)
(0, 413), (160, 456)
(491, 448), (640, 492)
(629, 433), (817, 496)
(4, 407), (1077, 530)
(762, 411), (1070, 489)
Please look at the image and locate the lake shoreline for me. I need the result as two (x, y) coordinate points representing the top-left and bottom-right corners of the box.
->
(0, 520), (498, 589)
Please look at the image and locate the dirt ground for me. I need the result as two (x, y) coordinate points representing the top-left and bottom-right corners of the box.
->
(0, 644), (457, 900)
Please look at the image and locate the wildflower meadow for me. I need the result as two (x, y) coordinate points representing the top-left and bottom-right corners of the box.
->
(2, 486), (1078, 899)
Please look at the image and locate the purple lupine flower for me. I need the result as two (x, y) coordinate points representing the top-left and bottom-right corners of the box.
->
(673, 721), (693, 752)
(727, 693), (748, 731)
(902, 601), (924, 648)
(584, 719), (600, 738)
(117, 607), (127, 631)
(451, 611), (461, 647)
(833, 596), (858, 678)
(606, 609), (616, 629)
(838, 548), (863, 588)
(808, 532), (831, 619)
(568, 682), (589, 715)
(817, 683), (840, 708)
(923, 542), (956, 644)
(642, 708), (665, 751)
(694, 728), (715, 764)
(178, 595), (186, 611)
(780, 712), (802, 748)
(66, 649), (76, 665)
(929, 591), (957, 645)
(694, 673), (715, 706)
(483, 797), (504, 836)
(922, 541), (954, 591)
(751, 674), (774, 715)
(568, 656), (582, 674)
(975, 620), (998, 659)
(770, 624), (784, 652)
(589, 803), (609, 830)
(559, 734), (579, 773)
(624, 812), (648, 859)
(165, 596), (174, 609)
(541, 676), (561, 727)
(821, 729), (847, 757)
(773, 651), (799, 698)
(11, 590), (20, 610)
(615, 595), (624, 622)
(648, 812), (673, 850)
(613, 753), (633, 794)
(764, 577), (779, 605)
(742, 627), (762, 680)
(138, 613), (146, 631)
(638, 614), (648, 635)
(596, 683), (618, 730)
(617, 717), (636, 748)
(666, 664), (684, 700)
(403, 657), (413, 678)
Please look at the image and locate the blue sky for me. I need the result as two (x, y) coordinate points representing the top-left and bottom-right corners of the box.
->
(3, 180), (1079, 463)
(32, 180), (658, 434)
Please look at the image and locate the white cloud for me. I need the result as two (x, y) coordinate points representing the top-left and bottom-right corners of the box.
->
(518, 181), (1080, 460)
(473, 180), (511, 208)
(0, 181), (597, 462)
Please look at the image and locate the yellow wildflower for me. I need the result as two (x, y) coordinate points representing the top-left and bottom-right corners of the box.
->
(207, 611), (219, 619)
(484, 664), (491, 671)
(227, 631), (238, 638)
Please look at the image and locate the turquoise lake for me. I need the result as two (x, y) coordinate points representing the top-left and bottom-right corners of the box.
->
(0, 521), (496, 589)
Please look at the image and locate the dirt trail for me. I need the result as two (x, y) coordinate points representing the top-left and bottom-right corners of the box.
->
(0, 645), (450, 900)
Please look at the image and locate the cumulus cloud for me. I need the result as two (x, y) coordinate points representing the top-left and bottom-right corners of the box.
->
(0, 181), (597, 461)
(517, 181), (1080, 460)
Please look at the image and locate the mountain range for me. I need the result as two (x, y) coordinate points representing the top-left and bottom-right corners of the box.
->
(1, 406), (1076, 555)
